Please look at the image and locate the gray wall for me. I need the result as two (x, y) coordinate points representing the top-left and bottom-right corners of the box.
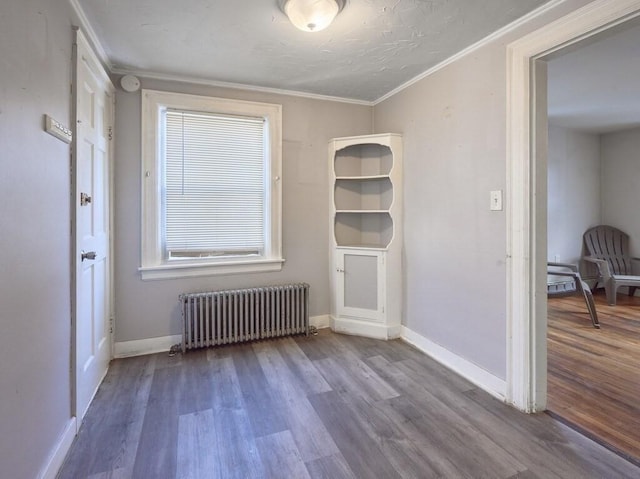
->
(0, 0), (606, 475)
(545, 125), (640, 278)
(114, 79), (372, 342)
(0, 0), (79, 477)
(547, 125), (601, 264)
(601, 127), (640, 254)
(372, 0), (593, 379)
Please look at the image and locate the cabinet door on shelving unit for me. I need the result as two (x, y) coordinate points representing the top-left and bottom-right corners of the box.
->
(336, 249), (385, 321)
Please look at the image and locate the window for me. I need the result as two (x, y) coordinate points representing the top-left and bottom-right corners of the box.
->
(140, 90), (283, 280)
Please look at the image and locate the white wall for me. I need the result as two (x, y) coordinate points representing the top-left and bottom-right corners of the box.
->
(373, 0), (593, 379)
(601, 126), (640, 254)
(0, 1), (80, 477)
(114, 79), (372, 343)
(547, 125), (601, 264)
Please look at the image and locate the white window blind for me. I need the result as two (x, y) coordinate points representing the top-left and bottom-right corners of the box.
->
(163, 110), (266, 259)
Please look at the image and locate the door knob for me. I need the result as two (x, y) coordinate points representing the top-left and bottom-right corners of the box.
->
(81, 251), (97, 261)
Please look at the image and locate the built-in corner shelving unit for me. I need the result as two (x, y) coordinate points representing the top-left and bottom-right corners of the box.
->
(329, 133), (402, 340)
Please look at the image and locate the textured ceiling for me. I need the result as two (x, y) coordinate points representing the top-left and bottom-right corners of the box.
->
(78, 0), (549, 102)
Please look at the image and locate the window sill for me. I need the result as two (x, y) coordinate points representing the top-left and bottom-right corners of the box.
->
(139, 258), (285, 281)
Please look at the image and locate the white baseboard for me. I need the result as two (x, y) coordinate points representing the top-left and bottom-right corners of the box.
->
(310, 314), (331, 329)
(332, 316), (401, 340)
(401, 326), (506, 401)
(114, 334), (182, 358)
(114, 315), (330, 358)
(38, 417), (77, 479)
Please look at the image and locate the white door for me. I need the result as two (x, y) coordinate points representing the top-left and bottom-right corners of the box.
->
(73, 30), (114, 422)
(336, 249), (385, 321)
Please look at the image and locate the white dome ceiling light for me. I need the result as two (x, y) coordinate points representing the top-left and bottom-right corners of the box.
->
(281, 0), (345, 32)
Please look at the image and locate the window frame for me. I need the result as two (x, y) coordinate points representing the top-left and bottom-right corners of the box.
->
(140, 89), (283, 280)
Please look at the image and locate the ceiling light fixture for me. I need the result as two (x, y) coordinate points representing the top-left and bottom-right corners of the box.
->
(281, 0), (345, 33)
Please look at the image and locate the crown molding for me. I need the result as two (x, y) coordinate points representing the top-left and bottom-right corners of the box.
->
(67, 0), (568, 107)
(68, 0), (112, 69)
(373, 0), (566, 105)
(110, 67), (374, 106)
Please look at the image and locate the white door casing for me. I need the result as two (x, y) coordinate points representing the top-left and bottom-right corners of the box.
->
(72, 29), (114, 422)
(506, 0), (640, 413)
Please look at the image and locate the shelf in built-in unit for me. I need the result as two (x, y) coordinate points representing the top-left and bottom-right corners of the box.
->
(336, 244), (388, 251)
(336, 210), (389, 213)
(334, 177), (393, 211)
(335, 175), (390, 181)
(334, 143), (393, 177)
(334, 211), (393, 248)
(329, 134), (402, 340)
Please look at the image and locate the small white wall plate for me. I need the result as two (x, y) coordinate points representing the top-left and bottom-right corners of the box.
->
(44, 114), (72, 143)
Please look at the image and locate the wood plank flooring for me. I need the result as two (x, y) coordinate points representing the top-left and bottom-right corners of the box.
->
(547, 289), (640, 463)
(59, 330), (639, 478)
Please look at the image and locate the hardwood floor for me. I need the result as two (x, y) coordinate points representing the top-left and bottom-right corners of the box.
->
(59, 330), (639, 478)
(548, 289), (640, 463)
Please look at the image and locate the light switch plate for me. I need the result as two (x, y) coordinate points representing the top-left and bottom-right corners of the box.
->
(490, 190), (503, 211)
(44, 114), (72, 143)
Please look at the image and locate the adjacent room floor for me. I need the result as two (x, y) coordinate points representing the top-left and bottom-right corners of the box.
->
(59, 330), (639, 478)
(548, 290), (640, 464)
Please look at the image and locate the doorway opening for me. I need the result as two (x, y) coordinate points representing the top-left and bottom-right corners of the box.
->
(545, 18), (640, 462)
(506, 0), (640, 415)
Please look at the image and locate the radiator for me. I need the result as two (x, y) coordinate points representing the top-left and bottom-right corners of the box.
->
(179, 283), (310, 352)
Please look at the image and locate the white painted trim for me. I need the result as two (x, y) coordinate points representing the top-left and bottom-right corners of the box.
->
(310, 314), (332, 329)
(38, 417), (77, 479)
(67, 0), (111, 69)
(109, 92), (116, 360)
(112, 0), (567, 106)
(66, 0), (573, 110)
(506, 0), (640, 412)
(115, 315), (329, 357)
(69, 0), (369, 104)
(114, 335), (182, 358)
(332, 317), (402, 340)
(139, 258), (285, 281)
(373, 0), (565, 105)
(111, 67), (374, 106)
(401, 326), (506, 401)
(140, 89), (283, 279)
(67, 0), (566, 109)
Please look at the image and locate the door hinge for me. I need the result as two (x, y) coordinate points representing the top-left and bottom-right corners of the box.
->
(107, 126), (113, 141)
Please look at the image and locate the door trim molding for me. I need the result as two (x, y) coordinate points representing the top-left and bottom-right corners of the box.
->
(506, 0), (640, 412)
